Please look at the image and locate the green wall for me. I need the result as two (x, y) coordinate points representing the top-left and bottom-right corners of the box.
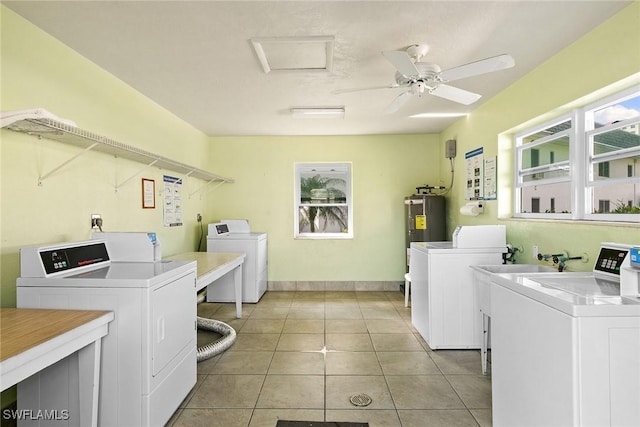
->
(206, 2), (640, 278)
(0, 6), (214, 309)
(440, 1), (640, 269)
(207, 134), (442, 282)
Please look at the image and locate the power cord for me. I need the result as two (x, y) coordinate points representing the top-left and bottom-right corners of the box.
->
(439, 157), (455, 196)
(197, 218), (204, 251)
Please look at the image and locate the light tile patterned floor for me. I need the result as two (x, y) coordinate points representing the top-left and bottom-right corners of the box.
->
(167, 291), (492, 427)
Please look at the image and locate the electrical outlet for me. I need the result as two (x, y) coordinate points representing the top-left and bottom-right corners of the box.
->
(91, 214), (102, 229)
(196, 213), (202, 223)
(532, 245), (539, 260)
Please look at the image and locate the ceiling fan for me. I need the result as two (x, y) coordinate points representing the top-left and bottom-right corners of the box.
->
(336, 44), (515, 113)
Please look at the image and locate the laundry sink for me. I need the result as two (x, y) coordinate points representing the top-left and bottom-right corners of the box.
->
(472, 264), (556, 315)
(472, 263), (558, 375)
(472, 264), (556, 316)
(473, 264), (557, 274)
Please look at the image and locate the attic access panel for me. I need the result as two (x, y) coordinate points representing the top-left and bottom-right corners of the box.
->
(251, 36), (334, 73)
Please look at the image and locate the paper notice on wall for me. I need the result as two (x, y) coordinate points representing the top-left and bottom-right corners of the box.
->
(465, 147), (484, 200)
(484, 156), (497, 200)
(163, 175), (183, 227)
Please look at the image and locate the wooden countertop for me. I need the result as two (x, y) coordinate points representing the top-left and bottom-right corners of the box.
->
(0, 308), (112, 362)
(165, 252), (245, 281)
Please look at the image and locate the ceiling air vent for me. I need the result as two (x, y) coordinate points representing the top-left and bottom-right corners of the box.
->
(250, 35), (334, 74)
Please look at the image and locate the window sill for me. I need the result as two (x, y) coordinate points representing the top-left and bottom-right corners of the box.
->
(295, 233), (353, 240)
(500, 216), (640, 228)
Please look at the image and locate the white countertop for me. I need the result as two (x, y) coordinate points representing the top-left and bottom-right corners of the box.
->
(491, 272), (640, 317)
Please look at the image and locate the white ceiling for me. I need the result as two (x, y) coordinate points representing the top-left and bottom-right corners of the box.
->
(4, 1), (632, 136)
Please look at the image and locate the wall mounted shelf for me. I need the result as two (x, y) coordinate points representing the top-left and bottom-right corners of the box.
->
(3, 116), (233, 192)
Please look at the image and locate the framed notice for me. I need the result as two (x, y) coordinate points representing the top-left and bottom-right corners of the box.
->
(142, 178), (155, 209)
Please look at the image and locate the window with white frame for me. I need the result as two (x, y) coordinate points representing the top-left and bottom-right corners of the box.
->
(515, 116), (573, 216)
(515, 86), (640, 221)
(294, 162), (353, 239)
(584, 88), (640, 219)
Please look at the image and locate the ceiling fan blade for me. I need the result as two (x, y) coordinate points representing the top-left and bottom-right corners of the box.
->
(384, 90), (414, 114)
(430, 84), (482, 105)
(439, 54), (515, 82)
(332, 84), (400, 95)
(382, 50), (420, 77)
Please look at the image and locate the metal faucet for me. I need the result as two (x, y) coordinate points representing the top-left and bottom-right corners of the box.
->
(504, 244), (522, 264)
(557, 256), (585, 272)
(537, 253), (564, 263)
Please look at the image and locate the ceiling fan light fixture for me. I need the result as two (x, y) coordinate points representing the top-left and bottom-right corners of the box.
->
(381, 46), (515, 111)
(291, 107), (345, 119)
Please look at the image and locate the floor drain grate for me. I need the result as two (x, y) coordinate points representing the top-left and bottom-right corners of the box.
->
(349, 393), (373, 407)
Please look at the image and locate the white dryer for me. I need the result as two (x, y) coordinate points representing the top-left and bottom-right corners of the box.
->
(16, 237), (197, 427)
(207, 219), (267, 303)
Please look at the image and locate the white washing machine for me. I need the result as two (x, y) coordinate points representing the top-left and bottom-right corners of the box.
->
(409, 225), (506, 349)
(16, 237), (197, 427)
(489, 242), (640, 426)
(207, 219), (267, 303)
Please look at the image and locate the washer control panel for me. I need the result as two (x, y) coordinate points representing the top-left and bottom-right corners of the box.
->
(39, 242), (110, 275)
(594, 246), (628, 276)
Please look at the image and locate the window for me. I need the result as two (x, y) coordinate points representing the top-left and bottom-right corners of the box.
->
(515, 86), (640, 221)
(515, 116), (572, 217)
(530, 148), (540, 167)
(597, 161), (610, 177)
(294, 162), (353, 239)
(531, 198), (540, 213)
(585, 87), (640, 219)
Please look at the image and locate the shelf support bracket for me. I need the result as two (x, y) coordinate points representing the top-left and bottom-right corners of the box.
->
(189, 178), (225, 198)
(173, 171), (193, 186)
(38, 142), (99, 185)
(114, 159), (159, 192)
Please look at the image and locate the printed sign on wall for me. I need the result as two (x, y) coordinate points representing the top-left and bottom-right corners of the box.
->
(465, 147), (484, 200)
(484, 156), (497, 200)
(163, 175), (183, 227)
